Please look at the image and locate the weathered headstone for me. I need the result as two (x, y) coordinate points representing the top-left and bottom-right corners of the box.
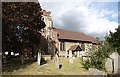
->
(82, 56), (90, 62)
(105, 58), (113, 73)
(77, 51), (80, 57)
(80, 51), (85, 57)
(54, 54), (59, 69)
(105, 52), (120, 74)
(69, 57), (73, 64)
(65, 51), (67, 58)
(74, 51), (77, 56)
(38, 52), (41, 65)
(118, 54), (120, 73)
(69, 50), (73, 64)
(21, 55), (24, 64)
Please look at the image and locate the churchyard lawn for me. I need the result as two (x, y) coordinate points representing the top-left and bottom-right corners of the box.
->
(3, 57), (88, 75)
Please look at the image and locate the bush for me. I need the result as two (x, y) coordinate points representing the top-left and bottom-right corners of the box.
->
(82, 45), (106, 70)
(82, 60), (91, 70)
(82, 55), (105, 70)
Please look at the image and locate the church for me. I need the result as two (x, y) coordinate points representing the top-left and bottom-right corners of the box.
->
(40, 10), (99, 57)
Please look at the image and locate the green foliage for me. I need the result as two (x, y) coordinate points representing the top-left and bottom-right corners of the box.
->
(82, 38), (115, 70)
(2, 2), (46, 54)
(82, 26), (120, 71)
(90, 40), (115, 70)
(82, 60), (92, 70)
(106, 26), (120, 55)
(90, 49), (105, 70)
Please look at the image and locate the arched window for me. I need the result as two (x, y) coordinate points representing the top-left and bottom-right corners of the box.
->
(60, 41), (65, 51)
(41, 17), (44, 21)
(81, 43), (85, 51)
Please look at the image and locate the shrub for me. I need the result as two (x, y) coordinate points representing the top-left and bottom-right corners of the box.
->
(82, 60), (91, 70)
(82, 44), (106, 70)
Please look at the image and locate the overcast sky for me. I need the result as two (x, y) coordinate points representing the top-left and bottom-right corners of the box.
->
(38, 0), (119, 40)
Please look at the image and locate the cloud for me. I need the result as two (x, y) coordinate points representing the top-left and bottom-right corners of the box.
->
(40, 2), (118, 40)
(111, 13), (118, 18)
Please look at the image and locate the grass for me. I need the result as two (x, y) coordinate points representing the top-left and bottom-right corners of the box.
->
(3, 57), (88, 75)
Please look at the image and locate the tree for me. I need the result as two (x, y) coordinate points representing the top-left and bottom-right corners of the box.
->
(2, 2), (46, 63)
(107, 26), (120, 54)
(83, 36), (115, 70)
(82, 26), (120, 70)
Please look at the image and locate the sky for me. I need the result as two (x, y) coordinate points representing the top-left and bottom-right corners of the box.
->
(38, 0), (119, 40)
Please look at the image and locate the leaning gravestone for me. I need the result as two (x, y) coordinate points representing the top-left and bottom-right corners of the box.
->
(105, 52), (120, 74)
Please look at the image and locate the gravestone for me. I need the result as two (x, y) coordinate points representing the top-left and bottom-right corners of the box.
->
(105, 52), (120, 74)
(77, 51), (80, 57)
(105, 58), (113, 73)
(79, 51), (85, 57)
(82, 56), (90, 62)
(54, 54), (59, 69)
(69, 50), (73, 64)
(65, 51), (67, 58)
(38, 52), (41, 65)
(21, 55), (24, 64)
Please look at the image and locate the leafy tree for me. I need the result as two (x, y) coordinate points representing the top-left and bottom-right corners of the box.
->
(83, 36), (115, 70)
(106, 26), (120, 54)
(83, 26), (120, 70)
(2, 2), (46, 58)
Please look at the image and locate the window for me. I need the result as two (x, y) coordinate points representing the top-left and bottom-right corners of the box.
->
(81, 43), (85, 51)
(57, 34), (59, 37)
(60, 41), (65, 51)
(52, 21), (53, 26)
(41, 17), (44, 21)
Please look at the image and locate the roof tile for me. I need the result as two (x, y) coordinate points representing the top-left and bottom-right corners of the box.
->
(54, 28), (98, 44)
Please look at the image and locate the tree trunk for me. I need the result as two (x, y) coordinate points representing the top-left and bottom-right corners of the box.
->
(21, 55), (24, 64)
(38, 52), (41, 65)
(8, 52), (12, 59)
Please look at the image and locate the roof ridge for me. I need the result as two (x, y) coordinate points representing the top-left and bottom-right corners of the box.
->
(53, 27), (98, 44)
(54, 27), (86, 35)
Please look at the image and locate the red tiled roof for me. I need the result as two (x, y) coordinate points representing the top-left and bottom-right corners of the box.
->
(54, 28), (98, 44)
(86, 36), (98, 44)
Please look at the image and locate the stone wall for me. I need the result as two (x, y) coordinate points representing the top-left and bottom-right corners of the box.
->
(58, 41), (96, 57)
(58, 41), (80, 56)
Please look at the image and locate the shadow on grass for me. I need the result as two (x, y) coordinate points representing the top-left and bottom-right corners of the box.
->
(59, 64), (62, 69)
(2, 57), (37, 73)
(3, 56), (50, 74)
(40, 57), (47, 65)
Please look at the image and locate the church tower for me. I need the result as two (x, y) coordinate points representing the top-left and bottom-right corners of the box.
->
(41, 10), (56, 55)
(41, 10), (53, 38)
